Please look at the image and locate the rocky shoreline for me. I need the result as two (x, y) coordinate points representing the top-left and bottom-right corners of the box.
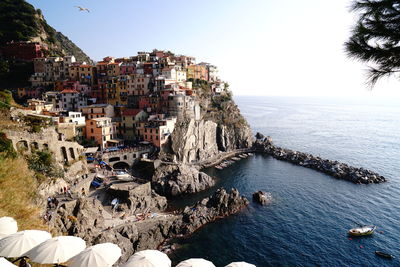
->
(253, 134), (386, 184)
(50, 186), (248, 264)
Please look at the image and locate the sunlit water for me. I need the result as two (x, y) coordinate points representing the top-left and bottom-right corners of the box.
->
(170, 96), (400, 267)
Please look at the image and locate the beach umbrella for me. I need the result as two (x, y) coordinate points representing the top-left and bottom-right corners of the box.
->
(176, 258), (216, 267)
(0, 230), (51, 257)
(225, 262), (256, 267)
(25, 236), (86, 264)
(0, 217), (18, 238)
(0, 257), (17, 267)
(122, 249), (171, 267)
(69, 243), (121, 267)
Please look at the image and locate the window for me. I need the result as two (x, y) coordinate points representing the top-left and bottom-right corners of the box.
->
(91, 129), (94, 133)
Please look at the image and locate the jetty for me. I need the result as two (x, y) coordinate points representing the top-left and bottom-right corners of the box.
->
(253, 134), (386, 184)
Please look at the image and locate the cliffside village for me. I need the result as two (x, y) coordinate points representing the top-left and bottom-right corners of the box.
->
(9, 46), (226, 155)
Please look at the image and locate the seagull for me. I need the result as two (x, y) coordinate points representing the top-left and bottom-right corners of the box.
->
(74, 6), (90, 12)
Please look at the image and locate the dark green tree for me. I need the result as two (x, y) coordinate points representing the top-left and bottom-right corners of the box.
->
(345, 0), (400, 86)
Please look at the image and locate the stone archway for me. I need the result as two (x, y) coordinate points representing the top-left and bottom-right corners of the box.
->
(113, 161), (130, 170)
(30, 142), (39, 151)
(61, 147), (68, 163)
(42, 143), (49, 150)
(69, 147), (76, 159)
(16, 140), (28, 153)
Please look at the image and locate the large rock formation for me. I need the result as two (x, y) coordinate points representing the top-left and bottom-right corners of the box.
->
(171, 120), (219, 163)
(152, 164), (215, 196)
(107, 182), (168, 214)
(217, 123), (253, 152)
(179, 188), (249, 234)
(51, 188), (248, 265)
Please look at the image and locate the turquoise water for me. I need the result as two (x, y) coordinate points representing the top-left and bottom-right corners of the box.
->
(170, 96), (400, 267)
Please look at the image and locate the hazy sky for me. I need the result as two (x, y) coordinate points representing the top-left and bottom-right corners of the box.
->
(27, 0), (400, 97)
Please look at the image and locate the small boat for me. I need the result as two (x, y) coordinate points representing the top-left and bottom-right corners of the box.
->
(215, 165), (223, 170)
(248, 153), (254, 156)
(375, 251), (394, 259)
(239, 154), (248, 159)
(348, 225), (376, 236)
(232, 157), (241, 161)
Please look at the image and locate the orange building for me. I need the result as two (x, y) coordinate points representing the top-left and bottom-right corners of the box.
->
(187, 65), (208, 81)
(85, 117), (117, 150)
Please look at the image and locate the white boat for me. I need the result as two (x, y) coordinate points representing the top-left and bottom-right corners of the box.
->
(348, 225), (376, 236)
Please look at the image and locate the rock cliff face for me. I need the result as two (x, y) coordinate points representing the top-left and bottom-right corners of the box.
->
(171, 120), (219, 163)
(152, 164), (215, 196)
(217, 123), (253, 152)
(169, 92), (254, 165)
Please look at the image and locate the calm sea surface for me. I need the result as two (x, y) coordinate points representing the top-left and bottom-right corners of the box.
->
(170, 96), (400, 267)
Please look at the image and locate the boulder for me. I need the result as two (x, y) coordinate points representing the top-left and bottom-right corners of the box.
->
(255, 132), (265, 140)
(152, 164), (215, 196)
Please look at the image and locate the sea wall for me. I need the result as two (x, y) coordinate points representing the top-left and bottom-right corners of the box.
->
(253, 134), (386, 184)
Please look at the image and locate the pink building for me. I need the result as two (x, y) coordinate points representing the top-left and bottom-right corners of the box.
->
(120, 63), (136, 75)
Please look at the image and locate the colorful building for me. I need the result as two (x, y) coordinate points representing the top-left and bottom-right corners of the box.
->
(138, 115), (177, 147)
(85, 117), (117, 150)
(2, 41), (45, 61)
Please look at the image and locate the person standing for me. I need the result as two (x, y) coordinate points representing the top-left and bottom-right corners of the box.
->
(19, 259), (31, 267)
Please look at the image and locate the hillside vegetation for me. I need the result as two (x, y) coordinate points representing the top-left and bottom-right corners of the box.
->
(0, 0), (92, 62)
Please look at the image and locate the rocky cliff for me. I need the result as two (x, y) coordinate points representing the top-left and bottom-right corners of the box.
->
(168, 90), (253, 164)
(0, 0), (92, 62)
(51, 188), (248, 264)
(171, 120), (219, 163)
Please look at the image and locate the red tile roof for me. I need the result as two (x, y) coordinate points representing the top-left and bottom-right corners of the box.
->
(122, 109), (142, 116)
(61, 89), (78, 94)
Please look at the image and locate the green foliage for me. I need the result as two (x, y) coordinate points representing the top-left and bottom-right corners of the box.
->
(0, 59), (33, 89)
(0, 132), (17, 159)
(0, 0), (39, 45)
(345, 0), (400, 86)
(23, 115), (52, 133)
(0, 0), (93, 66)
(0, 90), (13, 109)
(27, 150), (64, 178)
(80, 137), (97, 148)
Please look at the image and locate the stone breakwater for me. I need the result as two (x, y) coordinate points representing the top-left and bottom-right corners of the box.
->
(253, 134), (386, 184)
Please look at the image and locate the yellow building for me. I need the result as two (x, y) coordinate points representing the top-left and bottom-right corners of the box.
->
(68, 64), (95, 85)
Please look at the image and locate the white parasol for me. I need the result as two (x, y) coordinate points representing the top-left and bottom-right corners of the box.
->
(0, 230), (51, 257)
(0, 257), (17, 267)
(225, 262), (256, 267)
(0, 217), (18, 239)
(69, 242), (121, 267)
(25, 236), (86, 264)
(122, 249), (171, 267)
(176, 258), (216, 267)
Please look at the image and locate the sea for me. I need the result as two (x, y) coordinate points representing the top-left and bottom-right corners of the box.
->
(169, 96), (400, 267)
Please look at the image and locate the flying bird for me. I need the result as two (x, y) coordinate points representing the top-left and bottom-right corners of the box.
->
(74, 6), (90, 12)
